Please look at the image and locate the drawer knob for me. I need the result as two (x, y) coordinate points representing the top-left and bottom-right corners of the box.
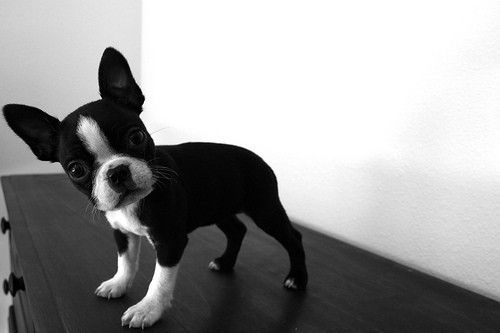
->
(3, 273), (24, 297)
(1, 217), (10, 234)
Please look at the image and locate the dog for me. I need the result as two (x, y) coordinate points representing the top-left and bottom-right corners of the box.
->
(3, 47), (308, 328)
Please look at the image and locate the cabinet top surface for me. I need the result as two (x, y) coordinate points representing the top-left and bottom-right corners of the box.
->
(2, 174), (500, 333)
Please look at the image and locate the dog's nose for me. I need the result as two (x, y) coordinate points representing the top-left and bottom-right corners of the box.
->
(106, 164), (134, 193)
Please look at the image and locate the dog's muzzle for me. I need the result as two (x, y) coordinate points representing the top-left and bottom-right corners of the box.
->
(94, 155), (154, 211)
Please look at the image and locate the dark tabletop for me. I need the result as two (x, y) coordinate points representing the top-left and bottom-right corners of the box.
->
(2, 174), (500, 333)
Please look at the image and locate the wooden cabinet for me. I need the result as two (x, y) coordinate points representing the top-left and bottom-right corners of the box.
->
(7, 231), (33, 333)
(1, 175), (172, 332)
(2, 174), (500, 332)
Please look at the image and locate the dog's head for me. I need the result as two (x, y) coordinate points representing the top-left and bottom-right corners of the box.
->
(3, 48), (158, 211)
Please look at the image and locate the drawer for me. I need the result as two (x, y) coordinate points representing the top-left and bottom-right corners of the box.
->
(8, 305), (17, 333)
(9, 233), (34, 333)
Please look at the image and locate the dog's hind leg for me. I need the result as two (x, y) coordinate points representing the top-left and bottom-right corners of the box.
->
(245, 201), (308, 290)
(208, 215), (247, 272)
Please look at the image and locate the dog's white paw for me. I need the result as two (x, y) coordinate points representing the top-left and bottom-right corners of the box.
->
(284, 277), (298, 290)
(121, 298), (166, 328)
(208, 260), (221, 271)
(95, 277), (129, 299)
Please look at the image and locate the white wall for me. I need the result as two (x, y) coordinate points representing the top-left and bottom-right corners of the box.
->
(142, 1), (500, 301)
(0, 1), (141, 331)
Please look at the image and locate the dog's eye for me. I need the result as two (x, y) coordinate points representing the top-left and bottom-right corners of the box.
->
(129, 129), (146, 146)
(67, 161), (89, 181)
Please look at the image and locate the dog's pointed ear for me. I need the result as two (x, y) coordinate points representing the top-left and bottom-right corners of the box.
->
(98, 47), (145, 112)
(3, 104), (60, 162)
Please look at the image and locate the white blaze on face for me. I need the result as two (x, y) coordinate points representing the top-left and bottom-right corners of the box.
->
(76, 115), (154, 211)
(77, 116), (115, 162)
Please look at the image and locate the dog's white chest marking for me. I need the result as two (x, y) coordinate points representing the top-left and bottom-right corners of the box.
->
(105, 202), (148, 236)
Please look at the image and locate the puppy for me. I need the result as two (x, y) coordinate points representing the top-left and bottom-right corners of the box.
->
(3, 47), (308, 328)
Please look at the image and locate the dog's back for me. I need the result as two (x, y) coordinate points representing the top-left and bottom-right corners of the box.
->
(158, 142), (277, 228)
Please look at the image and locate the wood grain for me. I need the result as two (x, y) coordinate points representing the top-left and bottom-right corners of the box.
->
(3, 174), (500, 332)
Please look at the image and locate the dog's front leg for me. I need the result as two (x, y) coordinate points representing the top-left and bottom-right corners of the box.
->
(121, 235), (188, 328)
(95, 230), (141, 299)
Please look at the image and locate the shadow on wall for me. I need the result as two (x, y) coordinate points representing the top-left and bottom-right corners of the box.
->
(318, 27), (500, 301)
(360, 160), (500, 298)
(336, 67), (500, 298)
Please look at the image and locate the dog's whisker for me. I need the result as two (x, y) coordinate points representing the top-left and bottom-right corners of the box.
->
(151, 165), (178, 173)
(152, 169), (179, 179)
(148, 127), (169, 136)
(152, 176), (169, 190)
(152, 169), (177, 180)
(153, 171), (174, 179)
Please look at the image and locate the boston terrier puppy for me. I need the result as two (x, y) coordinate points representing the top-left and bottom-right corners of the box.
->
(3, 47), (308, 328)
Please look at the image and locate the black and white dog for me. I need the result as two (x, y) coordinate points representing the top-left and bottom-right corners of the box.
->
(3, 48), (308, 328)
